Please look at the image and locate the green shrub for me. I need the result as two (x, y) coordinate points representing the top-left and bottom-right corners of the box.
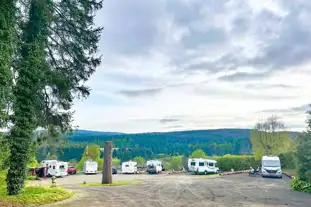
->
(291, 177), (311, 194)
(216, 155), (259, 171)
(279, 152), (297, 169)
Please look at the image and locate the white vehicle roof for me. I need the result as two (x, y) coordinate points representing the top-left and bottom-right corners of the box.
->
(188, 158), (217, 163)
(122, 161), (137, 165)
(147, 160), (162, 164)
(262, 156), (280, 161)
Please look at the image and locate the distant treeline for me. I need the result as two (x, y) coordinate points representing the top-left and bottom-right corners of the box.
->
(36, 129), (298, 162)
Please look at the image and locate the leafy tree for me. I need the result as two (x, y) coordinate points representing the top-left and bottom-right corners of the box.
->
(76, 144), (101, 171)
(296, 112), (311, 182)
(169, 156), (183, 171)
(190, 149), (208, 158)
(251, 116), (291, 160)
(134, 156), (145, 165)
(112, 158), (120, 167)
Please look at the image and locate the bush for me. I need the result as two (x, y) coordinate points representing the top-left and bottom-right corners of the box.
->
(169, 156), (183, 171)
(216, 155), (259, 172)
(279, 152), (297, 169)
(291, 177), (311, 194)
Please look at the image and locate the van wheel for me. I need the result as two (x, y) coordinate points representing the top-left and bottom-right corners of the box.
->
(204, 171), (208, 175)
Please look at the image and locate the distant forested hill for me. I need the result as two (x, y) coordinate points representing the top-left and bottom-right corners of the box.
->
(36, 129), (298, 162)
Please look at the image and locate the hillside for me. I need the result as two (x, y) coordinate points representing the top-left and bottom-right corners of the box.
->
(37, 129), (298, 162)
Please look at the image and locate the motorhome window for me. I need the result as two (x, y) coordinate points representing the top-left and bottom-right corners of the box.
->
(199, 162), (204, 166)
(191, 162), (196, 166)
(262, 160), (280, 167)
(53, 166), (55, 169)
(125, 165), (129, 167)
(208, 162), (214, 167)
(60, 165), (65, 169)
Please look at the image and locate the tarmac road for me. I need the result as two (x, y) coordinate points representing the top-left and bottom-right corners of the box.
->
(43, 174), (311, 207)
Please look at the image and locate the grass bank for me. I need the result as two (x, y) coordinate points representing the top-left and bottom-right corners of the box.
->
(0, 171), (73, 206)
(82, 180), (142, 187)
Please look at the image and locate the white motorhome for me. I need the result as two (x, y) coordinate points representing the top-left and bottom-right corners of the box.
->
(41, 160), (68, 177)
(146, 160), (163, 174)
(121, 161), (138, 174)
(188, 158), (219, 175)
(261, 156), (282, 178)
(84, 160), (98, 174)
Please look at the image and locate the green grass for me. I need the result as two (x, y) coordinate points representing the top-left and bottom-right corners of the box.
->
(0, 171), (73, 206)
(82, 180), (142, 187)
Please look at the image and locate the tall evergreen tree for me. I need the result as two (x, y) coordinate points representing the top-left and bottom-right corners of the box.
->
(0, 0), (15, 127)
(6, 0), (103, 195)
(7, 0), (52, 195)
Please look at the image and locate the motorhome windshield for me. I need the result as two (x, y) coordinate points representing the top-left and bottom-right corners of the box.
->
(263, 160), (280, 167)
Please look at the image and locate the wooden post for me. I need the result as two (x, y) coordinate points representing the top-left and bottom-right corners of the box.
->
(102, 141), (112, 184)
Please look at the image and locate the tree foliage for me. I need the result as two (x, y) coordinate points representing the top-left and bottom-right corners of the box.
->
(76, 144), (102, 171)
(251, 116), (291, 160)
(133, 156), (145, 165)
(296, 111), (311, 182)
(4, 0), (103, 195)
(169, 156), (183, 171)
(112, 158), (120, 167)
(189, 149), (208, 158)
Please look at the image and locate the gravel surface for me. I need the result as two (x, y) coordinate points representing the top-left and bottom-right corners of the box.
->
(41, 174), (311, 207)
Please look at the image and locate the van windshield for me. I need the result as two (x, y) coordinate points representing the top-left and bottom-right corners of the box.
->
(263, 160), (280, 167)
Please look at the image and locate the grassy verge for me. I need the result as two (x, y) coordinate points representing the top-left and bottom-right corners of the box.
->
(0, 171), (73, 206)
(82, 180), (142, 187)
(0, 186), (73, 206)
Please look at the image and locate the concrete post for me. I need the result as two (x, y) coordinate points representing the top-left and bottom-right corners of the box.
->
(102, 141), (113, 184)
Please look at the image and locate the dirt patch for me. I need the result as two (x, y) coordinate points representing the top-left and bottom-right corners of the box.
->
(42, 174), (311, 207)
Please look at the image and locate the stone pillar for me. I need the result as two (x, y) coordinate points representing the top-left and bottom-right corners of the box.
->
(102, 141), (112, 184)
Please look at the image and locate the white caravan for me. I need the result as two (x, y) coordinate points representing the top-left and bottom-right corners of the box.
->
(84, 160), (98, 174)
(188, 158), (201, 172)
(121, 161), (138, 174)
(146, 160), (163, 174)
(41, 160), (68, 177)
(261, 156), (282, 178)
(188, 158), (219, 174)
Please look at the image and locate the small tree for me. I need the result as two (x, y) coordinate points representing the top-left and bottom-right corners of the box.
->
(251, 116), (291, 160)
(190, 149), (208, 158)
(77, 144), (101, 171)
(134, 156), (145, 165)
(169, 156), (183, 171)
(112, 158), (120, 167)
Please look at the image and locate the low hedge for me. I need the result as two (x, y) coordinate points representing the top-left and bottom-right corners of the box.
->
(291, 177), (311, 194)
(215, 155), (260, 172)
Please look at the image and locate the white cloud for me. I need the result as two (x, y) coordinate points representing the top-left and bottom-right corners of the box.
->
(73, 0), (311, 133)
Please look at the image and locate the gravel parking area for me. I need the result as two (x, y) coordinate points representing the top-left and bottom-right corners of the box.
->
(41, 173), (311, 207)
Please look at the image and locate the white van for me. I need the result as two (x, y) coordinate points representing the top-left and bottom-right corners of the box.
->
(84, 160), (98, 174)
(189, 158), (219, 175)
(121, 161), (138, 174)
(146, 160), (163, 174)
(261, 156), (282, 178)
(188, 158), (201, 172)
(42, 160), (68, 177)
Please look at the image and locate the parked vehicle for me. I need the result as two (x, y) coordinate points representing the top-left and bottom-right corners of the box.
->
(261, 156), (282, 178)
(146, 160), (163, 174)
(84, 160), (98, 174)
(189, 158), (219, 175)
(112, 167), (118, 174)
(67, 166), (77, 175)
(121, 161), (138, 174)
(41, 160), (68, 177)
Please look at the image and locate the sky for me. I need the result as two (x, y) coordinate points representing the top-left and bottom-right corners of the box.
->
(73, 0), (311, 133)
